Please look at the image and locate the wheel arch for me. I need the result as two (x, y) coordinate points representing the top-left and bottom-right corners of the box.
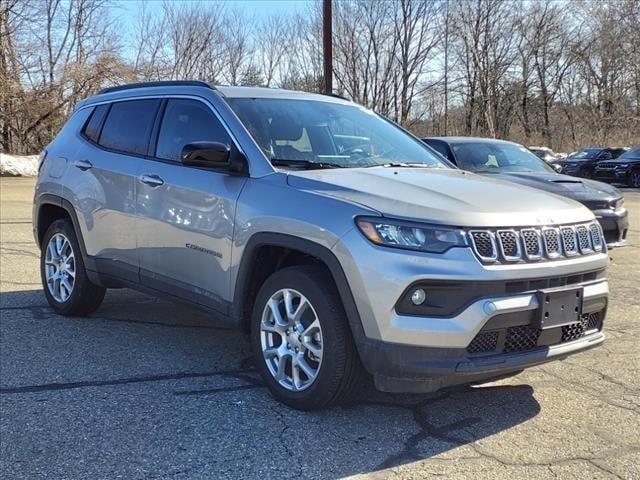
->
(35, 194), (94, 271)
(232, 233), (367, 348)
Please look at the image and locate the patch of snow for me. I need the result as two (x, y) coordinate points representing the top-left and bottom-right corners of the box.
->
(0, 153), (39, 176)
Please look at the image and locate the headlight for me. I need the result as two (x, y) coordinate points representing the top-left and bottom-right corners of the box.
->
(355, 217), (467, 253)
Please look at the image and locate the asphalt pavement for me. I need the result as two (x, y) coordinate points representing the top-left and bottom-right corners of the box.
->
(1, 177), (639, 479)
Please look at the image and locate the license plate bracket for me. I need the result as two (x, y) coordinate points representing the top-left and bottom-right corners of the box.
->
(536, 287), (583, 329)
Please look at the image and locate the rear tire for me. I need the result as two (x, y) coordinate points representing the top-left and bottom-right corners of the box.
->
(40, 218), (106, 316)
(629, 170), (640, 188)
(250, 265), (362, 410)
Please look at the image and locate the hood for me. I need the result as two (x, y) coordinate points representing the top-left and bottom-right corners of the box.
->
(482, 172), (621, 204)
(286, 168), (594, 227)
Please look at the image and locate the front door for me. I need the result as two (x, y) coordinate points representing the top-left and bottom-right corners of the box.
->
(135, 98), (247, 312)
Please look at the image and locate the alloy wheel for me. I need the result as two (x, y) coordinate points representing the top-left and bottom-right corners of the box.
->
(260, 288), (323, 391)
(44, 233), (76, 302)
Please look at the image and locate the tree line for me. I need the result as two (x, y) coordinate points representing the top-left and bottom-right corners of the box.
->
(1, 0), (639, 155)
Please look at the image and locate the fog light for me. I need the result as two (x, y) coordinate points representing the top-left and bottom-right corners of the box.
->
(410, 288), (426, 305)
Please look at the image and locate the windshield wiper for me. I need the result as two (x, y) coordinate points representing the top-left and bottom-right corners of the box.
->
(271, 158), (345, 170)
(364, 162), (434, 168)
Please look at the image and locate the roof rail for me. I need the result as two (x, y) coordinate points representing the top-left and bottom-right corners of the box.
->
(98, 80), (213, 95)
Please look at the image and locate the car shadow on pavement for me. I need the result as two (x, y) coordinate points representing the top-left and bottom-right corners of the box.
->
(1, 288), (541, 478)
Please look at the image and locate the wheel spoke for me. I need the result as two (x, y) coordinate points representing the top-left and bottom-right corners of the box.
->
(291, 360), (301, 390)
(291, 297), (309, 323)
(55, 235), (64, 256)
(47, 242), (57, 262)
(275, 354), (288, 382)
(269, 298), (288, 327)
(263, 347), (279, 359)
(260, 320), (280, 334)
(301, 338), (322, 361)
(296, 356), (316, 380)
(301, 319), (320, 337)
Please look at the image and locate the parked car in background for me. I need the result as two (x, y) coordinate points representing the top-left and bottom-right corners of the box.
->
(593, 147), (640, 187)
(423, 137), (629, 246)
(555, 147), (629, 178)
(529, 146), (558, 163)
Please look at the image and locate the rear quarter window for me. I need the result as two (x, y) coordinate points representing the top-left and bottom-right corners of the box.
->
(98, 99), (160, 155)
(82, 104), (109, 143)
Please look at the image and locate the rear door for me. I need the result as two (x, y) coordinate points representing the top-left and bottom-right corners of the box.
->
(69, 98), (160, 282)
(135, 97), (248, 312)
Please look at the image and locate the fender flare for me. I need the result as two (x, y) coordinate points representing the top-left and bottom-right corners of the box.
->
(35, 194), (96, 271)
(232, 232), (368, 350)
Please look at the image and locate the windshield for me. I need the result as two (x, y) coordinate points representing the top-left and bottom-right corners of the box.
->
(226, 97), (449, 169)
(618, 148), (640, 160)
(572, 148), (601, 160)
(451, 142), (555, 173)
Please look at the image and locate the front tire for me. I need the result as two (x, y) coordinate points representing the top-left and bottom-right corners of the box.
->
(629, 170), (640, 188)
(250, 265), (362, 410)
(40, 218), (106, 316)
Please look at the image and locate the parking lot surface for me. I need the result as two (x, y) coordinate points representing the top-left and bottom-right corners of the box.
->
(1, 177), (639, 479)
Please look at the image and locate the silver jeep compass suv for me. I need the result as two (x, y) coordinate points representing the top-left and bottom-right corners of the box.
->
(33, 81), (608, 410)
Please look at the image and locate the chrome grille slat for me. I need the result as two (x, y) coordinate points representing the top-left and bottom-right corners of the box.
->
(469, 230), (497, 262)
(496, 230), (521, 261)
(521, 229), (542, 260)
(560, 226), (578, 256)
(469, 222), (602, 264)
(590, 223), (603, 252)
(542, 227), (561, 258)
(575, 225), (592, 253)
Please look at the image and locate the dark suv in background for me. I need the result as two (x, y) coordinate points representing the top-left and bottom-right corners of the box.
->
(423, 137), (629, 247)
(593, 147), (640, 187)
(555, 147), (628, 178)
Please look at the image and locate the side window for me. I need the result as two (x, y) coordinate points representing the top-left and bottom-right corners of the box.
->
(155, 99), (232, 161)
(98, 99), (160, 155)
(83, 104), (109, 143)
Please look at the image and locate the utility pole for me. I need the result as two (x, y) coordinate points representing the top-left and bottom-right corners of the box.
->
(323, 0), (333, 94)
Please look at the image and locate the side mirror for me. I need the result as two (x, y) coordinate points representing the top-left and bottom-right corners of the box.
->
(552, 163), (563, 173)
(181, 141), (231, 169)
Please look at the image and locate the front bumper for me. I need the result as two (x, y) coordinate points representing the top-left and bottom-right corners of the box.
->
(333, 229), (609, 393)
(356, 280), (607, 393)
(368, 331), (604, 393)
(592, 207), (628, 247)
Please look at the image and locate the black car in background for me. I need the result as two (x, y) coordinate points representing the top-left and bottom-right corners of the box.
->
(555, 147), (628, 178)
(593, 147), (640, 187)
(423, 137), (629, 246)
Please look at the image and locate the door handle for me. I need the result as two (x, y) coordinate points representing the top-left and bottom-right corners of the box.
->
(140, 174), (164, 187)
(74, 159), (93, 171)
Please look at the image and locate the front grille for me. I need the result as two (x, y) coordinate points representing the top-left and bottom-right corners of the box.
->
(560, 227), (578, 255)
(589, 223), (603, 251)
(503, 326), (540, 353)
(575, 225), (592, 253)
(467, 331), (499, 354)
(521, 229), (542, 259)
(597, 162), (616, 169)
(542, 228), (561, 257)
(469, 231), (496, 261)
(561, 312), (602, 342)
(467, 311), (603, 356)
(497, 230), (520, 260)
(468, 221), (604, 264)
